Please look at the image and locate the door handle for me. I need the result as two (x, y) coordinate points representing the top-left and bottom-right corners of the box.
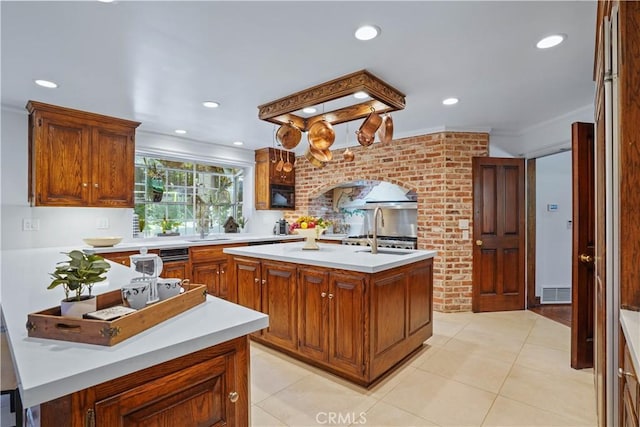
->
(475, 240), (483, 246)
(579, 254), (594, 264)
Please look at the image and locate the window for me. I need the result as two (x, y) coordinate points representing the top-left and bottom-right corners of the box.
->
(134, 156), (244, 236)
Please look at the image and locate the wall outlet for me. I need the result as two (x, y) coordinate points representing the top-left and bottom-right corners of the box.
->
(459, 219), (469, 230)
(462, 230), (469, 240)
(22, 218), (40, 231)
(96, 218), (109, 229)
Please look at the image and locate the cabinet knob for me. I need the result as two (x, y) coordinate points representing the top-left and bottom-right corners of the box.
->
(254, 278), (259, 283)
(262, 279), (267, 285)
(94, 183), (99, 188)
(228, 391), (239, 403)
(321, 292), (327, 298)
(216, 270), (219, 275)
(328, 293), (334, 299)
(82, 183), (88, 187)
(618, 367), (636, 379)
(221, 269), (225, 274)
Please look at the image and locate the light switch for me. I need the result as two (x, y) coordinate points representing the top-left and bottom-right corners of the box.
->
(97, 218), (109, 229)
(459, 219), (469, 230)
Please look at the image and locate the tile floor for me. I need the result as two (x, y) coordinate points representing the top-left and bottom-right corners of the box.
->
(250, 310), (597, 426)
(0, 310), (596, 427)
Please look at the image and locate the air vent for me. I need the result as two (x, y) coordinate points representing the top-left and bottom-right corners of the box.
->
(541, 287), (571, 304)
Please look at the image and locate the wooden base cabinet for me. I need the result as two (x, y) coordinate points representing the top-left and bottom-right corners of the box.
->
(231, 257), (298, 350)
(229, 256), (433, 386)
(39, 336), (250, 427)
(620, 329), (639, 427)
(190, 244), (246, 299)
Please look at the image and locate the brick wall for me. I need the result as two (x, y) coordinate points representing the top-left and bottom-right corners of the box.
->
(289, 131), (489, 312)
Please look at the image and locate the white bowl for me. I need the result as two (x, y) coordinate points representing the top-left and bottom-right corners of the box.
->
(83, 236), (123, 247)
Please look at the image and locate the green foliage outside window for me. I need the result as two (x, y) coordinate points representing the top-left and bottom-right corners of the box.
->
(134, 156), (244, 236)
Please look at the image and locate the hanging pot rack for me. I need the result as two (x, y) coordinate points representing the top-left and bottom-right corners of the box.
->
(257, 69), (406, 132)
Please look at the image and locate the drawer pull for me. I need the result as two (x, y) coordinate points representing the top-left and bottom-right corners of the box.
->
(618, 367), (636, 379)
(228, 391), (239, 403)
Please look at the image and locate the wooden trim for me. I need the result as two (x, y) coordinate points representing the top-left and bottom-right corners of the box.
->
(526, 158), (537, 308)
(257, 70), (406, 131)
(25, 100), (141, 128)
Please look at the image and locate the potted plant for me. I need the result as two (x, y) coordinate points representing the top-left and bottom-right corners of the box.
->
(157, 216), (182, 236)
(145, 158), (165, 202)
(48, 250), (111, 318)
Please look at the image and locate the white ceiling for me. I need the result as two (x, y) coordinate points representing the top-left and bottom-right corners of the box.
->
(1, 1), (596, 157)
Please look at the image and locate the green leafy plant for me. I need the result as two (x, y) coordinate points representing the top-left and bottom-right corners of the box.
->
(48, 250), (111, 301)
(157, 216), (182, 233)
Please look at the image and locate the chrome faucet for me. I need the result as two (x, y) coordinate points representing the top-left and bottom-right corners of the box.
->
(371, 206), (385, 254)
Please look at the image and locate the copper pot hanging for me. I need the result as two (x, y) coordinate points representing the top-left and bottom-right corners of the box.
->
(276, 121), (302, 149)
(307, 119), (336, 150)
(357, 108), (382, 146)
(305, 143), (332, 168)
(377, 114), (394, 144)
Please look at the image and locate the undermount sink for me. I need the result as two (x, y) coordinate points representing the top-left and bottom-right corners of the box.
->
(355, 249), (413, 255)
(185, 237), (231, 242)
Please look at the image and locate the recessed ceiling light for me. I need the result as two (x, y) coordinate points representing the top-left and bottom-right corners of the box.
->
(355, 25), (380, 41)
(98, 0), (115, 3)
(34, 79), (58, 88)
(202, 101), (220, 108)
(353, 91), (369, 99)
(536, 34), (566, 49)
(442, 97), (459, 106)
(233, 141), (244, 146)
(174, 129), (187, 135)
(302, 107), (317, 114)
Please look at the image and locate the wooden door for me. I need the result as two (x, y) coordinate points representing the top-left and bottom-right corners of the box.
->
(95, 352), (237, 426)
(233, 258), (261, 311)
(192, 262), (220, 297)
(261, 261), (298, 350)
(298, 267), (329, 361)
(33, 113), (91, 206)
(91, 126), (135, 207)
(571, 122), (595, 369)
(328, 272), (365, 377)
(472, 157), (526, 312)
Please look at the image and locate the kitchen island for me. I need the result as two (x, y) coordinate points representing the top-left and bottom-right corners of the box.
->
(1, 247), (268, 426)
(224, 241), (436, 387)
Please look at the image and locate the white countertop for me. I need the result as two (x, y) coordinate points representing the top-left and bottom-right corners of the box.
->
(620, 309), (640, 374)
(0, 246), (268, 408)
(224, 241), (437, 273)
(85, 233), (302, 254)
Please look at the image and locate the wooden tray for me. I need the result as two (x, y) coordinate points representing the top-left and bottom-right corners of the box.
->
(26, 284), (207, 346)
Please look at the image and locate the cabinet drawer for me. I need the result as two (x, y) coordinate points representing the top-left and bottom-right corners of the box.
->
(191, 243), (246, 263)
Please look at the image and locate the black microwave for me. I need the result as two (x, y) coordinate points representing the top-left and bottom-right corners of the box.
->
(270, 184), (295, 209)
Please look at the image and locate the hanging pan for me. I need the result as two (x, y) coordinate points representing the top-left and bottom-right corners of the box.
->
(276, 121), (302, 149)
(308, 119), (335, 150)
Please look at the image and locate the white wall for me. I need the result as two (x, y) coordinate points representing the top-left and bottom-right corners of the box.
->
(0, 106), (270, 250)
(535, 151), (572, 298)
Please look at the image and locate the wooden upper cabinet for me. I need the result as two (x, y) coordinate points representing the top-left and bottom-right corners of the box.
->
(255, 147), (295, 210)
(26, 100), (140, 207)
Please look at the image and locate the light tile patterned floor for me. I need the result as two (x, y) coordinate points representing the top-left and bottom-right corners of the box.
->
(251, 310), (597, 427)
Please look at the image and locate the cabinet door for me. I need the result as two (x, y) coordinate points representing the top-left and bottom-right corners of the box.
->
(328, 272), (365, 376)
(91, 126), (135, 207)
(407, 260), (433, 335)
(33, 113), (92, 206)
(218, 261), (229, 300)
(162, 261), (190, 281)
(254, 148), (270, 210)
(261, 261), (297, 350)
(233, 258), (262, 311)
(192, 263), (220, 297)
(95, 352), (239, 427)
(298, 268), (329, 360)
